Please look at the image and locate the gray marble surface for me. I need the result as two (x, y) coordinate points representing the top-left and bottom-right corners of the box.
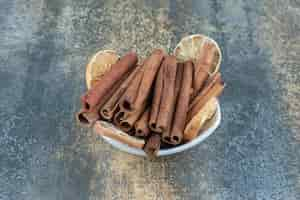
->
(0, 0), (299, 199)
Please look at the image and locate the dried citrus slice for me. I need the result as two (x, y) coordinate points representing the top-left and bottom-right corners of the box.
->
(85, 50), (119, 89)
(173, 34), (222, 75)
(183, 98), (218, 141)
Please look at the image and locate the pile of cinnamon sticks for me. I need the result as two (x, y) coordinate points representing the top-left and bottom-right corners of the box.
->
(77, 45), (225, 156)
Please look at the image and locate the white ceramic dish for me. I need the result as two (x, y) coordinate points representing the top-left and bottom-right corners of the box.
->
(99, 34), (222, 156)
(101, 101), (221, 157)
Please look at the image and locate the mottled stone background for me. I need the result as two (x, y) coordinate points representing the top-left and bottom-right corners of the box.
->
(0, 0), (299, 199)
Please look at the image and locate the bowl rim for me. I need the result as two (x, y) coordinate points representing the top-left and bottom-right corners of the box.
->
(101, 100), (221, 157)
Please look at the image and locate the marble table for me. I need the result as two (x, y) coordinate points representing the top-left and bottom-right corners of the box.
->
(0, 0), (299, 199)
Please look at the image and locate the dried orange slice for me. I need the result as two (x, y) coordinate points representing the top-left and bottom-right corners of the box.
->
(85, 50), (119, 89)
(183, 98), (218, 141)
(173, 34), (222, 75)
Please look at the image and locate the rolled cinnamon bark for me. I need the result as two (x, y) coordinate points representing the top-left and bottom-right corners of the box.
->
(100, 66), (141, 121)
(134, 108), (151, 137)
(149, 55), (177, 134)
(113, 108), (125, 128)
(170, 61), (193, 144)
(162, 62), (183, 143)
(149, 63), (164, 132)
(119, 108), (145, 132)
(113, 106), (147, 133)
(156, 57), (178, 131)
(144, 133), (161, 157)
(114, 68), (147, 132)
(189, 73), (221, 110)
(81, 52), (138, 112)
(93, 121), (145, 149)
(120, 67), (144, 111)
(192, 41), (216, 98)
(76, 108), (99, 126)
(187, 73), (225, 122)
(120, 49), (165, 111)
(76, 73), (126, 125)
(114, 49), (164, 132)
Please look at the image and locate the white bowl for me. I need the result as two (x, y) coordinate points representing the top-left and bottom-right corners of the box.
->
(101, 101), (221, 157)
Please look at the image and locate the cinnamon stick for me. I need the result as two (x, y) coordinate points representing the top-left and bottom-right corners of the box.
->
(170, 61), (193, 144)
(113, 105), (147, 133)
(114, 68), (147, 132)
(162, 62), (183, 143)
(156, 57), (178, 131)
(187, 73), (225, 122)
(100, 66), (141, 121)
(113, 108), (125, 128)
(81, 52), (138, 112)
(189, 73), (221, 110)
(76, 70), (128, 125)
(134, 108), (151, 137)
(76, 108), (99, 126)
(120, 49), (165, 112)
(149, 55), (177, 134)
(113, 49), (164, 132)
(119, 108), (145, 132)
(192, 41), (216, 97)
(144, 133), (161, 157)
(120, 67), (144, 111)
(149, 63), (164, 132)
